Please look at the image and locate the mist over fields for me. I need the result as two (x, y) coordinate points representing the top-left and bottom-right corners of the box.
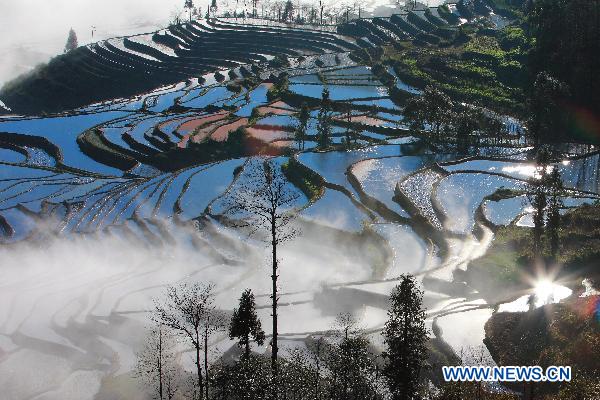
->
(0, 0), (185, 87)
(0, 217), (397, 399)
(0, 0), (450, 88)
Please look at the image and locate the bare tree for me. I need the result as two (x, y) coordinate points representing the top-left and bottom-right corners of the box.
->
(135, 323), (179, 400)
(154, 282), (216, 398)
(334, 312), (359, 341)
(225, 159), (300, 391)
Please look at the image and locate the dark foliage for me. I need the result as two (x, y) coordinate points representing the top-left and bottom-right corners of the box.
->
(528, 0), (600, 143)
(229, 289), (265, 358)
(383, 275), (429, 400)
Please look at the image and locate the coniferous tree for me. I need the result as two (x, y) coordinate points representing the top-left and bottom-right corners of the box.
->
(282, 0), (294, 22)
(295, 102), (310, 150)
(382, 275), (428, 400)
(229, 289), (265, 359)
(317, 88), (332, 149)
(342, 104), (355, 147)
(64, 28), (78, 53)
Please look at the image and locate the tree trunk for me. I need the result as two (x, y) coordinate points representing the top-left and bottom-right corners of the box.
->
(271, 216), (279, 398)
(401, 310), (410, 400)
(158, 326), (164, 400)
(204, 324), (210, 400)
(195, 330), (203, 396)
(245, 335), (251, 359)
(315, 355), (320, 400)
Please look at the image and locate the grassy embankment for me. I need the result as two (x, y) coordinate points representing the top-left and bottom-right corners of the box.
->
(378, 25), (531, 115)
(466, 202), (600, 303)
(281, 157), (325, 202)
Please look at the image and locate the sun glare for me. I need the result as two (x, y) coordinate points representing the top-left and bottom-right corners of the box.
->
(534, 279), (572, 307)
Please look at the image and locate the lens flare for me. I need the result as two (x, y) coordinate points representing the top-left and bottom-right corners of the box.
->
(533, 278), (572, 307)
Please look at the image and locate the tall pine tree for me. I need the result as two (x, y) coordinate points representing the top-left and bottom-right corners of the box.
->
(229, 289), (265, 359)
(64, 28), (78, 53)
(382, 274), (428, 400)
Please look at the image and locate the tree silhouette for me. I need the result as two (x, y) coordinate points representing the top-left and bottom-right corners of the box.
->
(154, 282), (215, 397)
(382, 274), (428, 400)
(64, 29), (78, 53)
(341, 103), (355, 146)
(225, 159), (300, 394)
(282, 0), (294, 22)
(334, 312), (359, 341)
(317, 88), (332, 149)
(135, 323), (179, 400)
(229, 289), (266, 358)
(295, 102), (310, 150)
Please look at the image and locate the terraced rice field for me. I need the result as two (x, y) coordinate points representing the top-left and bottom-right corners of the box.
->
(0, 8), (598, 399)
